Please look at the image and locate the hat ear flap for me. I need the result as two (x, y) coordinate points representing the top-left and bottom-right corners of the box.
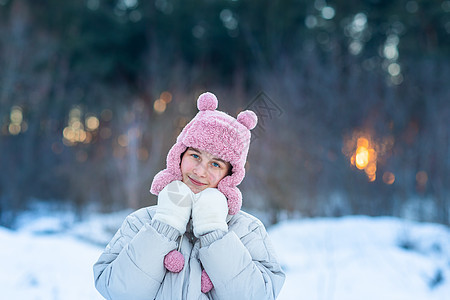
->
(150, 143), (186, 195)
(218, 169), (245, 215)
(166, 143), (186, 174)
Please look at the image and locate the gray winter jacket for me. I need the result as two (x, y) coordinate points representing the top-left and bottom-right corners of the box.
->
(93, 206), (285, 299)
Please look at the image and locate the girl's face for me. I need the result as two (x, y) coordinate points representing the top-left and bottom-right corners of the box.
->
(180, 147), (231, 194)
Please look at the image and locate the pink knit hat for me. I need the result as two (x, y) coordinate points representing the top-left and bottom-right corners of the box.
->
(150, 92), (257, 215)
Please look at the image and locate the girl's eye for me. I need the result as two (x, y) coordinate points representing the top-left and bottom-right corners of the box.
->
(212, 162), (220, 168)
(191, 154), (199, 159)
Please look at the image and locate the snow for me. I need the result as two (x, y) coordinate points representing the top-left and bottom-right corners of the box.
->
(1, 209), (449, 300)
(270, 216), (450, 300)
(0, 227), (102, 299)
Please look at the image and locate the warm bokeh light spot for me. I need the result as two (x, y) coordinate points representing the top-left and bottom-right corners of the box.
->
(368, 148), (377, 161)
(69, 107), (82, 119)
(8, 106), (25, 135)
(154, 99), (166, 114)
(365, 162), (377, 175)
(71, 120), (82, 130)
(86, 116), (100, 131)
(383, 172), (395, 184)
(63, 127), (75, 141)
(10, 106), (23, 124)
(118, 134), (128, 147)
(160, 91), (172, 103)
(62, 107), (92, 146)
(355, 146), (369, 169)
(357, 137), (369, 148)
(77, 129), (87, 143)
(345, 132), (382, 182)
(8, 124), (21, 135)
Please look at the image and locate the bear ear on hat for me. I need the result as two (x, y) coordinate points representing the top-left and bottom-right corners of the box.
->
(237, 110), (258, 130)
(197, 92), (218, 111)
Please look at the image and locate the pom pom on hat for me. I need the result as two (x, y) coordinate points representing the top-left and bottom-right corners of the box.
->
(164, 250), (185, 273)
(237, 110), (258, 130)
(201, 269), (214, 293)
(197, 92), (218, 111)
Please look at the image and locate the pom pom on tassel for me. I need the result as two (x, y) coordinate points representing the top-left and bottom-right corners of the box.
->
(201, 269), (214, 293)
(164, 250), (185, 273)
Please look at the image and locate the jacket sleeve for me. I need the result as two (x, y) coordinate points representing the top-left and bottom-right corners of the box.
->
(93, 209), (179, 300)
(198, 218), (285, 300)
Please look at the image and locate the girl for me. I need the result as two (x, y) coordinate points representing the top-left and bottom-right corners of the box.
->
(93, 92), (285, 299)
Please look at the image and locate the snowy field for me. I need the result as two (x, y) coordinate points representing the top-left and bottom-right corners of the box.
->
(1, 207), (450, 300)
(270, 216), (450, 300)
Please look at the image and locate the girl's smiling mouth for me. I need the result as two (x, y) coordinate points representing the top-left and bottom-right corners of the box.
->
(188, 176), (206, 186)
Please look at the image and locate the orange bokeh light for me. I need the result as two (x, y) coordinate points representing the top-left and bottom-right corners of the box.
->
(160, 91), (172, 103)
(355, 146), (369, 169)
(383, 172), (395, 185)
(357, 137), (369, 148)
(347, 133), (379, 182)
(154, 99), (166, 114)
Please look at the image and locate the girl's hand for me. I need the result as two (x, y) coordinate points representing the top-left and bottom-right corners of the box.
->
(153, 180), (193, 235)
(192, 188), (228, 237)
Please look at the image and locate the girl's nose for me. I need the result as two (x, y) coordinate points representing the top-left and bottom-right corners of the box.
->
(193, 162), (207, 177)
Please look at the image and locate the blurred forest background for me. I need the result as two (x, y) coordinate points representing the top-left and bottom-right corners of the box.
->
(0, 0), (449, 227)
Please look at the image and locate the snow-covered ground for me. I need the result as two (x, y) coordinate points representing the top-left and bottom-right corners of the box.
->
(270, 216), (450, 300)
(1, 207), (449, 300)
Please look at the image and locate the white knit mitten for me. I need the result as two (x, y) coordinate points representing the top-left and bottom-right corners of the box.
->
(192, 188), (228, 238)
(153, 180), (193, 235)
